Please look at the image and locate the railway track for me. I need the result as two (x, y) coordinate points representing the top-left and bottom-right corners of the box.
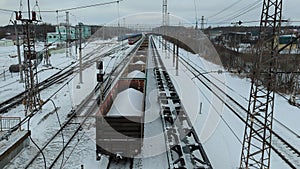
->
(24, 38), (144, 169)
(150, 36), (212, 169)
(106, 157), (134, 169)
(0, 41), (129, 114)
(157, 37), (300, 168)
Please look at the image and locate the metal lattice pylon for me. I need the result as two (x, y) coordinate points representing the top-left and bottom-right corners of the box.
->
(240, 0), (282, 168)
(22, 20), (41, 112)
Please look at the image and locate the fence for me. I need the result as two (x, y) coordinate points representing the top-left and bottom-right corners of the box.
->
(0, 117), (21, 131)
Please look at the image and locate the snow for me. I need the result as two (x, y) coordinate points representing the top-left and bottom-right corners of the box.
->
(139, 47), (168, 168)
(126, 70), (145, 79)
(134, 61), (145, 65)
(0, 130), (28, 155)
(0, 34), (299, 169)
(153, 37), (300, 169)
(107, 88), (144, 116)
(0, 38), (136, 169)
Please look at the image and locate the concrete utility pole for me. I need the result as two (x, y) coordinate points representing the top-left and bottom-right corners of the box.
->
(173, 42), (175, 66)
(43, 24), (50, 66)
(66, 11), (71, 57)
(79, 23), (83, 84)
(162, 0), (167, 26)
(14, 20), (23, 82)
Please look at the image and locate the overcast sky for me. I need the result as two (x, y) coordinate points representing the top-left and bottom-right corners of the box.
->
(0, 0), (299, 27)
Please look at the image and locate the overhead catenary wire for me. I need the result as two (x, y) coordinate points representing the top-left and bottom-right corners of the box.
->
(50, 99), (65, 169)
(161, 37), (300, 139)
(0, 41), (122, 142)
(207, 0), (246, 19)
(39, 0), (124, 13)
(61, 131), (86, 168)
(155, 37), (243, 144)
(209, 0), (261, 25)
(226, 2), (261, 22)
(1, 0), (124, 26)
(195, 79), (243, 144)
(0, 8), (15, 13)
(0, 0), (123, 14)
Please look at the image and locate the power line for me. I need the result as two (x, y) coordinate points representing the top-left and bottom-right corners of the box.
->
(39, 0), (124, 13)
(207, 0), (246, 19)
(0, 0), (124, 17)
(211, 0), (261, 25)
(0, 8), (15, 13)
(226, 2), (261, 21)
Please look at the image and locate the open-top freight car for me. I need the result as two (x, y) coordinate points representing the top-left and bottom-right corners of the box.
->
(96, 37), (148, 160)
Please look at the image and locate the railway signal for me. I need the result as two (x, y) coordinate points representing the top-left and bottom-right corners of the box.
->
(96, 60), (104, 83)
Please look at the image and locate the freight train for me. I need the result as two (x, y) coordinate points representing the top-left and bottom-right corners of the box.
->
(96, 37), (148, 160)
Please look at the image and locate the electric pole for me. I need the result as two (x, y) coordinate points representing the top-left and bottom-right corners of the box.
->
(44, 30), (50, 66)
(162, 0), (167, 26)
(79, 23), (83, 84)
(240, 0), (282, 168)
(14, 20), (23, 82)
(66, 11), (71, 58)
(16, 0), (42, 113)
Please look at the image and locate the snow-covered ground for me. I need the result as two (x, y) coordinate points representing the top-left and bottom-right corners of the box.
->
(0, 38), (139, 169)
(154, 37), (300, 169)
(1, 35), (299, 169)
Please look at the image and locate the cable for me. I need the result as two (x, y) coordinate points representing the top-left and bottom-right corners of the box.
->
(39, 0), (124, 13)
(161, 36), (249, 102)
(193, 0), (198, 27)
(163, 36), (300, 139)
(154, 36), (243, 143)
(67, 82), (74, 109)
(50, 99), (65, 169)
(207, 0), (245, 19)
(226, 2), (261, 22)
(194, 78), (243, 144)
(155, 36), (243, 143)
(61, 131), (86, 168)
(27, 116), (47, 169)
(211, 0), (261, 25)
(0, 8), (15, 13)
